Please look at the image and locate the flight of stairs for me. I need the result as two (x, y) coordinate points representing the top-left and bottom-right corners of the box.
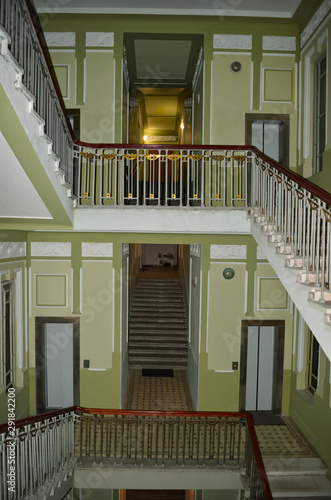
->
(249, 209), (331, 363)
(128, 278), (188, 369)
(264, 457), (331, 498)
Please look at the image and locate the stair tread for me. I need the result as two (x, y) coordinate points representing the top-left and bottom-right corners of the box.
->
(264, 458), (328, 475)
(268, 474), (331, 494)
(129, 277), (188, 369)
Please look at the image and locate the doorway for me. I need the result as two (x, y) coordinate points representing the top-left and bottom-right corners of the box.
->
(35, 317), (80, 413)
(245, 113), (289, 167)
(240, 320), (284, 415)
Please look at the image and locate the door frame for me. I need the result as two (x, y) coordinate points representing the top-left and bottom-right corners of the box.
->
(239, 319), (285, 413)
(35, 317), (80, 413)
(245, 113), (290, 167)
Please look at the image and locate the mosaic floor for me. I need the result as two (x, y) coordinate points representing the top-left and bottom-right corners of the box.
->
(125, 369), (193, 411)
(124, 369), (316, 459)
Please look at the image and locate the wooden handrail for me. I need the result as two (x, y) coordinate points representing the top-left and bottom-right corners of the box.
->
(0, 406), (76, 433)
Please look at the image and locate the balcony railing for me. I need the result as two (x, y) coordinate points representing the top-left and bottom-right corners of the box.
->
(0, 407), (273, 499)
(2, 1), (331, 328)
(74, 143), (251, 207)
(0, 407), (76, 500)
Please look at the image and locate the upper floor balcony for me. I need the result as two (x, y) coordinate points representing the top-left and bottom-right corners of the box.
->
(2, 0), (331, 362)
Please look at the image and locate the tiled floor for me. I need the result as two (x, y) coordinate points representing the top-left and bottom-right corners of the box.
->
(125, 369), (193, 411)
(125, 369), (316, 458)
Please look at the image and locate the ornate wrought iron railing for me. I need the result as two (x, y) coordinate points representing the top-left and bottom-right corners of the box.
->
(74, 408), (272, 499)
(74, 143), (251, 207)
(0, 0), (74, 185)
(0, 407), (272, 499)
(0, 407), (75, 500)
(2, 1), (331, 325)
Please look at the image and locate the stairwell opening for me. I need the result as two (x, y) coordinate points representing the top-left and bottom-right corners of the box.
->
(121, 243), (200, 410)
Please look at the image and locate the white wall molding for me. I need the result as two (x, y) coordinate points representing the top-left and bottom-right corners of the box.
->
(81, 242), (113, 258)
(190, 244), (201, 258)
(213, 34), (252, 50)
(210, 244), (247, 260)
(301, 0), (331, 48)
(122, 243), (129, 256)
(44, 32), (76, 47)
(31, 242), (71, 257)
(14, 268), (23, 369)
(303, 47), (315, 159)
(0, 242), (26, 259)
(257, 246), (266, 260)
(86, 32), (114, 47)
(263, 36), (296, 51)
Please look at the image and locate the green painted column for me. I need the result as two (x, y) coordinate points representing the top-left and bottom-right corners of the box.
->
(252, 35), (263, 110)
(71, 238), (82, 314)
(75, 31), (86, 105)
(245, 238), (257, 316)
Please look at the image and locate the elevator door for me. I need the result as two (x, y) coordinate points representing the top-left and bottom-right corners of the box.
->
(245, 326), (277, 411)
(45, 323), (74, 409)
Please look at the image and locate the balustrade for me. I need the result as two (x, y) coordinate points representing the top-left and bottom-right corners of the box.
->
(0, 407), (272, 499)
(0, 409), (75, 500)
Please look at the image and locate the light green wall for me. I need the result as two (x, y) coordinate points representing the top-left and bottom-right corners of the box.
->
(42, 13), (299, 146)
(0, 85), (73, 231)
(289, 310), (331, 475)
(198, 235), (294, 413)
(0, 245), (30, 424)
(1, 228), (331, 476)
(299, 15), (331, 191)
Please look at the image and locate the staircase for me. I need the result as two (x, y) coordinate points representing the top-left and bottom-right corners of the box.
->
(250, 210), (331, 363)
(128, 278), (188, 369)
(264, 457), (331, 498)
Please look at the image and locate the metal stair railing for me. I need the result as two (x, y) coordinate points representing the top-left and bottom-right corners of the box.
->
(0, 0), (75, 187)
(0, 407), (76, 500)
(0, 406), (272, 500)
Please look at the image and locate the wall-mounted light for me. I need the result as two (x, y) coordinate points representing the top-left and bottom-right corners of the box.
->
(223, 268), (235, 280)
(230, 61), (242, 73)
(180, 121), (184, 130)
(143, 135), (147, 142)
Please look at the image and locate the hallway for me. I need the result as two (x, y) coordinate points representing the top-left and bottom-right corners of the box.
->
(124, 369), (316, 460)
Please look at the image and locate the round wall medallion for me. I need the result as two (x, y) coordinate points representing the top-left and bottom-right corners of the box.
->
(223, 267), (235, 280)
(230, 61), (242, 73)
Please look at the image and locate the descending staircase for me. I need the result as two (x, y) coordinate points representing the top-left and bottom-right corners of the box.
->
(264, 457), (331, 498)
(249, 210), (331, 363)
(128, 278), (188, 369)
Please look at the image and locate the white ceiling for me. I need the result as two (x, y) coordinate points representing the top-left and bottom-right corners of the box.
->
(0, 132), (52, 220)
(34, 0), (303, 18)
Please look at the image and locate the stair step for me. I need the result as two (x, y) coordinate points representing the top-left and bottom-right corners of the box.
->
(268, 474), (331, 497)
(264, 458), (327, 476)
(130, 318), (186, 325)
(130, 312), (185, 318)
(129, 349), (188, 357)
(129, 357), (187, 366)
(129, 277), (188, 369)
(130, 327), (187, 333)
(130, 337), (187, 345)
(133, 292), (183, 298)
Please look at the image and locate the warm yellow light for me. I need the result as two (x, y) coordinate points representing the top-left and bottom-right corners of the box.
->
(143, 135), (147, 141)
(180, 122), (184, 130)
